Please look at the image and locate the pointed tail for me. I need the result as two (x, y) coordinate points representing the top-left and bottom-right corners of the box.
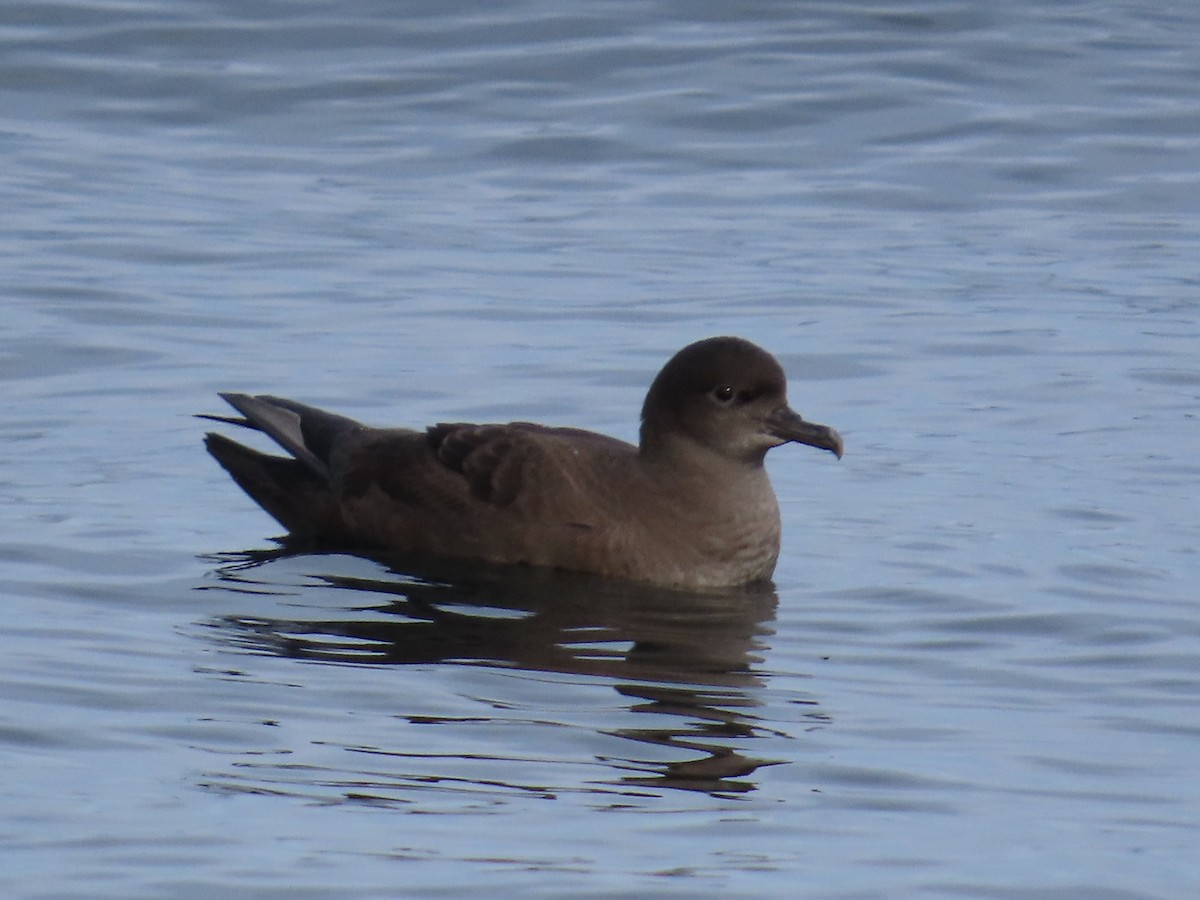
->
(204, 432), (342, 539)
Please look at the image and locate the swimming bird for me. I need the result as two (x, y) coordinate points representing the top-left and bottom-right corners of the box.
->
(202, 336), (842, 589)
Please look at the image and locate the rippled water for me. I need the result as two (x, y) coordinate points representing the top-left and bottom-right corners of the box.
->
(3, 1), (1199, 897)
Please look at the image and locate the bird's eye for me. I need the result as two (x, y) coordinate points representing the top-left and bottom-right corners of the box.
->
(711, 385), (736, 404)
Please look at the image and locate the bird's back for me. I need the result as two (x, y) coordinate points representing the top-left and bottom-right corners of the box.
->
(207, 403), (781, 588)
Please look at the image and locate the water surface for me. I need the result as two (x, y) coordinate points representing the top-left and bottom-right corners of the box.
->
(2, 0), (1199, 897)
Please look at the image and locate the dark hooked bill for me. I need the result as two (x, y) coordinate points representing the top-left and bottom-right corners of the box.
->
(767, 406), (844, 458)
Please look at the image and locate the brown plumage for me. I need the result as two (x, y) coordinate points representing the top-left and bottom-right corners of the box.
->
(203, 336), (842, 589)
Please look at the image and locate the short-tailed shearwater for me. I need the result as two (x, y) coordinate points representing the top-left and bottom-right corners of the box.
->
(203, 336), (842, 589)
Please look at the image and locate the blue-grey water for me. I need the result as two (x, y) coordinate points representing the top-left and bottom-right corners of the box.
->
(3, 1), (1199, 897)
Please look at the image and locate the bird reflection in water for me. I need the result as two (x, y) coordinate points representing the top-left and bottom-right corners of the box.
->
(203, 550), (827, 796)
